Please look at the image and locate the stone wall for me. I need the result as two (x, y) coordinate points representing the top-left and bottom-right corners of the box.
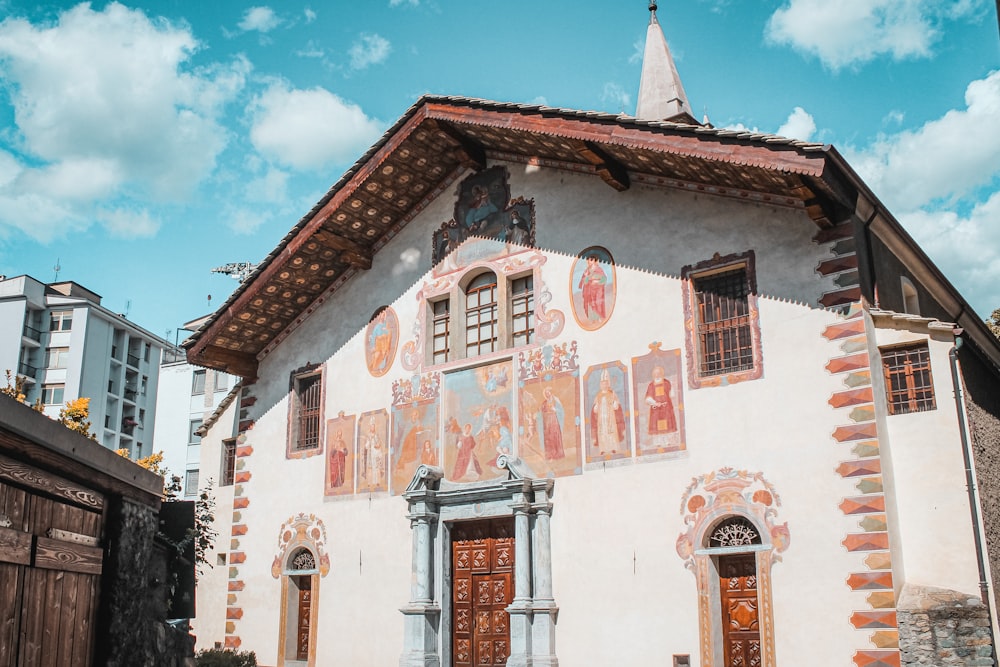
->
(898, 585), (995, 666)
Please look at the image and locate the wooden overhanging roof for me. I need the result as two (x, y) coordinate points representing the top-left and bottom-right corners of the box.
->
(183, 95), (867, 378)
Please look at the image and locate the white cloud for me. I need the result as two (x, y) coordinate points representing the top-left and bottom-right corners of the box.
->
(99, 207), (159, 238)
(601, 83), (631, 113)
(0, 2), (247, 240)
(224, 205), (272, 235)
(392, 247), (421, 276)
(304, 8), (317, 23)
(776, 107), (816, 141)
(244, 167), (289, 204)
(389, 0), (419, 6)
(349, 33), (391, 70)
(248, 82), (383, 170)
(766, 0), (981, 70)
(238, 6), (282, 33)
(848, 70), (1000, 210)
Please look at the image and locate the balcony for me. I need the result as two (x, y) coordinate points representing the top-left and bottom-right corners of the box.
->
(17, 362), (38, 378)
(121, 418), (140, 435)
(126, 353), (140, 368)
(124, 387), (138, 402)
(21, 325), (42, 346)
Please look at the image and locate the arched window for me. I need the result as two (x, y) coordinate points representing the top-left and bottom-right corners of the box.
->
(708, 516), (762, 548)
(901, 277), (920, 315)
(465, 271), (499, 356)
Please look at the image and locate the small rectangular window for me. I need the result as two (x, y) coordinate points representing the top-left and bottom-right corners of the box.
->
(49, 310), (73, 332)
(184, 470), (199, 497)
(431, 299), (451, 364)
(693, 268), (754, 377)
(294, 373), (322, 451)
(189, 419), (203, 445)
(41, 384), (65, 405)
(216, 372), (228, 392)
(510, 275), (535, 347)
(143, 343), (151, 362)
(882, 343), (936, 415)
(45, 347), (70, 369)
(191, 369), (206, 395)
(221, 438), (237, 486)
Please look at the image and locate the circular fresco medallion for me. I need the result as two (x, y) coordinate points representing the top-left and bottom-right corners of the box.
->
(365, 306), (399, 377)
(570, 246), (616, 331)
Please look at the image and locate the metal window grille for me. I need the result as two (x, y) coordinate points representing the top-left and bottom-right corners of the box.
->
(882, 344), (935, 415)
(296, 373), (322, 450)
(465, 273), (498, 356)
(221, 438), (237, 486)
(511, 276), (535, 347)
(431, 299), (451, 364)
(694, 268), (754, 376)
(708, 517), (761, 548)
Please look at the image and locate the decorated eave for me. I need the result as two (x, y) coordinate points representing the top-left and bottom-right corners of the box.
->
(180, 95), (876, 378)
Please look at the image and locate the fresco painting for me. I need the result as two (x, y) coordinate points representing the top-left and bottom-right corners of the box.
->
(442, 361), (514, 483)
(365, 307), (399, 377)
(517, 342), (582, 478)
(432, 166), (535, 266)
(390, 373), (441, 494)
(631, 343), (686, 455)
(324, 412), (356, 497)
(570, 246), (616, 331)
(583, 361), (631, 463)
(357, 409), (390, 493)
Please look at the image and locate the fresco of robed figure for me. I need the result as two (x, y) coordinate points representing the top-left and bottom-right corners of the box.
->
(364, 307), (399, 377)
(583, 361), (631, 463)
(442, 361), (513, 483)
(631, 345), (686, 455)
(518, 374), (581, 478)
(324, 413), (356, 497)
(570, 246), (616, 331)
(389, 401), (439, 494)
(357, 409), (390, 493)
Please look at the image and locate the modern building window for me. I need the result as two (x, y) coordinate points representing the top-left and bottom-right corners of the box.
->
(45, 347), (70, 369)
(510, 275), (535, 347)
(41, 384), (65, 405)
(189, 419), (203, 445)
(191, 369), (206, 395)
(49, 310), (73, 332)
(882, 343), (936, 415)
(221, 438), (237, 487)
(143, 342), (151, 363)
(431, 299), (451, 364)
(141, 375), (148, 396)
(292, 371), (323, 452)
(216, 372), (228, 393)
(184, 470), (199, 497)
(465, 271), (499, 356)
(682, 251), (762, 389)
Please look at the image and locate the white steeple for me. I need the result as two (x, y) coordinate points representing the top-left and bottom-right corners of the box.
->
(635, 1), (696, 123)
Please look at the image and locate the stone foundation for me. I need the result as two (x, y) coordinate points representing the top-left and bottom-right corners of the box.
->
(898, 585), (995, 666)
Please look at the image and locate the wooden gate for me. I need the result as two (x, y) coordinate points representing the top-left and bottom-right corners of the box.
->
(719, 553), (761, 667)
(452, 519), (514, 667)
(0, 454), (105, 667)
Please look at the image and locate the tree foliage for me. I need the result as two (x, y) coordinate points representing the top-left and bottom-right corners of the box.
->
(3, 370), (95, 440)
(987, 308), (1000, 339)
(1, 370), (42, 411)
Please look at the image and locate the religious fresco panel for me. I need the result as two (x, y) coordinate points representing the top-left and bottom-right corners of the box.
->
(631, 343), (686, 455)
(357, 409), (390, 493)
(582, 361), (632, 464)
(390, 373), (441, 495)
(517, 342), (582, 478)
(432, 166), (535, 266)
(570, 246), (616, 331)
(442, 360), (514, 483)
(324, 412), (356, 497)
(365, 306), (399, 378)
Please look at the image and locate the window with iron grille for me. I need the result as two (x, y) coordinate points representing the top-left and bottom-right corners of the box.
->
(431, 299), (451, 364)
(221, 438), (237, 486)
(294, 372), (322, 450)
(511, 275), (535, 347)
(465, 272), (498, 356)
(882, 343), (936, 415)
(693, 268), (754, 376)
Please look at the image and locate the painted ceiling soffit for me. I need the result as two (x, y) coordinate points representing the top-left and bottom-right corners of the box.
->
(183, 97), (860, 376)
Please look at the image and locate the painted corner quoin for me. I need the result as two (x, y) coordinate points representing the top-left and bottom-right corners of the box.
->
(631, 343), (686, 456)
(823, 301), (900, 667)
(517, 341), (582, 478)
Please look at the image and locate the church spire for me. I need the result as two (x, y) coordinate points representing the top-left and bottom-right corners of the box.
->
(635, 1), (697, 124)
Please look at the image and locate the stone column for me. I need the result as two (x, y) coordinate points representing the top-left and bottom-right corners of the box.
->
(506, 492), (534, 667)
(531, 484), (558, 667)
(400, 497), (441, 667)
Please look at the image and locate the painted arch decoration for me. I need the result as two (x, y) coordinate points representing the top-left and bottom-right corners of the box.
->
(271, 513), (331, 578)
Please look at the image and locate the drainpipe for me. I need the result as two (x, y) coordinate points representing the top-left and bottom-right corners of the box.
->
(949, 333), (995, 637)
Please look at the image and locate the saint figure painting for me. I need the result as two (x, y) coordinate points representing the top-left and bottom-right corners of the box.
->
(570, 246), (616, 331)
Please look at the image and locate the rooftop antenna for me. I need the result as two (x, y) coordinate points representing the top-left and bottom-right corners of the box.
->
(207, 294), (212, 309)
(53, 258), (61, 282)
(212, 262), (259, 283)
(124, 299), (131, 318)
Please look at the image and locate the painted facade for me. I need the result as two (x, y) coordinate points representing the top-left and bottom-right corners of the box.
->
(185, 12), (1000, 665)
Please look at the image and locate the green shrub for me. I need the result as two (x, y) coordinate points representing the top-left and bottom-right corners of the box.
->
(195, 647), (258, 667)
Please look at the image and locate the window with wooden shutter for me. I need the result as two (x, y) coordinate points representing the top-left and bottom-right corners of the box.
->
(882, 343), (936, 415)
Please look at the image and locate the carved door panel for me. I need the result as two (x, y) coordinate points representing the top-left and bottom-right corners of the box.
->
(452, 519), (514, 667)
(720, 554), (761, 667)
(296, 577), (311, 661)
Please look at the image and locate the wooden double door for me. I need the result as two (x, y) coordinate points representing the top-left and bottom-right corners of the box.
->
(452, 519), (514, 667)
(719, 553), (761, 667)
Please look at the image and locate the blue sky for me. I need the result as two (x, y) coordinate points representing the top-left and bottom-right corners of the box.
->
(0, 0), (997, 344)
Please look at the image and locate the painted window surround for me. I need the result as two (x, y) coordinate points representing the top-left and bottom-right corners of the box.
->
(400, 458), (559, 667)
(272, 514), (331, 667)
(681, 250), (763, 389)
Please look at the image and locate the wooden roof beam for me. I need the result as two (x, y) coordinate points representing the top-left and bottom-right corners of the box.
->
(189, 345), (259, 379)
(576, 141), (630, 191)
(317, 230), (373, 270)
(431, 120), (487, 171)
